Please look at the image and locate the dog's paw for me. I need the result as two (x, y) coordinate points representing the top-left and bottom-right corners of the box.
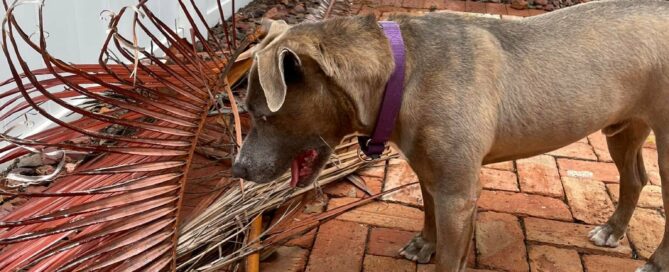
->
(635, 263), (660, 272)
(399, 234), (435, 264)
(588, 225), (621, 247)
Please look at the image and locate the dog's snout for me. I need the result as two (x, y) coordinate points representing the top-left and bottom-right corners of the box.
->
(232, 162), (249, 180)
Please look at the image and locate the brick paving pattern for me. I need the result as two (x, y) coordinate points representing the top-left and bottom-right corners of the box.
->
(260, 1), (664, 271)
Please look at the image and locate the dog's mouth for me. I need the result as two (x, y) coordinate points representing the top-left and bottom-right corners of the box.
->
(290, 149), (322, 187)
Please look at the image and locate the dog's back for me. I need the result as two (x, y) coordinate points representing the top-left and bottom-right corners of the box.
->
(391, 0), (669, 162)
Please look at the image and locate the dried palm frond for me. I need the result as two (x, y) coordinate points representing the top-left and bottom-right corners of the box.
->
(0, 0), (257, 270)
(176, 136), (398, 270)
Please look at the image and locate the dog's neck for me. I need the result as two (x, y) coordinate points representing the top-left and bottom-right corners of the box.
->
(357, 21), (407, 158)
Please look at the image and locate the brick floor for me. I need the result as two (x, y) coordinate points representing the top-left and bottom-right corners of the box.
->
(528, 245), (583, 272)
(259, 4), (665, 272)
(476, 212), (528, 271)
(627, 208), (665, 259)
(517, 155), (563, 198)
(562, 177), (614, 225)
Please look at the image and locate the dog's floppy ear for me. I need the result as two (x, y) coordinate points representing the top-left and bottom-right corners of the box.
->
(255, 47), (302, 112)
(257, 19), (290, 48)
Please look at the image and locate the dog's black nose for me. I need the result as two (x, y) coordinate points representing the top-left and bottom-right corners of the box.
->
(232, 162), (248, 180)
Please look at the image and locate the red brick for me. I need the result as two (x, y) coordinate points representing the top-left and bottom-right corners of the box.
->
(358, 6), (382, 18)
(402, 0), (446, 9)
(517, 155), (563, 198)
(478, 190), (572, 221)
(383, 159), (423, 206)
(528, 245), (583, 272)
(628, 208), (664, 259)
(376, 6), (411, 14)
(270, 193), (324, 248)
(557, 159), (619, 183)
(547, 142), (598, 161)
(357, 161), (386, 179)
(325, 177), (383, 198)
(483, 160), (514, 171)
(479, 168), (519, 192)
(562, 177), (614, 225)
(286, 229), (317, 248)
(606, 184), (663, 209)
(306, 220), (367, 272)
(528, 8), (546, 16)
(379, 0), (403, 7)
(524, 217), (633, 257)
(367, 227), (416, 258)
(417, 264), (435, 272)
(363, 255), (416, 272)
(507, 5), (530, 17)
(328, 198), (424, 232)
(582, 255), (647, 272)
(417, 264), (494, 272)
(485, 3), (508, 15)
(464, 0), (486, 13)
(476, 212), (529, 271)
(261, 246), (309, 272)
(642, 148), (661, 186)
(445, 0), (465, 11)
(587, 132), (613, 162)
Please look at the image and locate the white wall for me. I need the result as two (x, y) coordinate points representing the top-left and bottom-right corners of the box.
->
(0, 0), (250, 137)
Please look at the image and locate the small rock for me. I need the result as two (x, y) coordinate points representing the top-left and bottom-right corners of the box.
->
(544, 3), (555, 10)
(236, 22), (253, 31)
(535, 0), (547, 5)
(252, 9), (265, 18)
(285, 16), (298, 24)
(265, 6), (288, 19)
(65, 163), (78, 173)
(293, 3), (306, 13)
(511, 0), (528, 9)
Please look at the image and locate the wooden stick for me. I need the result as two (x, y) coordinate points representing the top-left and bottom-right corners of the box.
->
(246, 214), (262, 272)
(222, 77), (262, 272)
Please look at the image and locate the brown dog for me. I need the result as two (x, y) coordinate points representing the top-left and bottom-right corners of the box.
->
(232, 1), (669, 271)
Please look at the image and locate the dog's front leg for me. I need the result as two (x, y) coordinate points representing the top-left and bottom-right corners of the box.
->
(406, 151), (482, 272)
(432, 164), (480, 272)
(399, 182), (437, 263)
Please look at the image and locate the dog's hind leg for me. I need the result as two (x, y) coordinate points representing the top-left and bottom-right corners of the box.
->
(399, 182), (436, 263)
(635, 128), (669, 272)
(589, 121), (651, 247)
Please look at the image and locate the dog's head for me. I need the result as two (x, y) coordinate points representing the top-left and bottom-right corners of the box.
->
(232, 16), (395, 187)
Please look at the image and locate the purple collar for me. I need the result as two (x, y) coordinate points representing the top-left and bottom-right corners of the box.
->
(358, 21), (406, 159)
